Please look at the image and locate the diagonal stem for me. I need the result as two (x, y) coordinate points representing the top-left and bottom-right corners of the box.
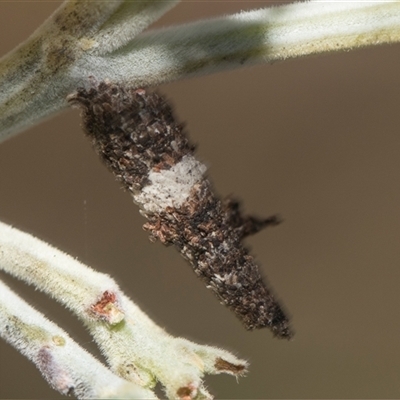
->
(0, 279), (157, 399)
(0, 0), (180, 142)
(1, 1), (399, 142)
(87, 2), (400, 86)
(0, 221), (247, 399)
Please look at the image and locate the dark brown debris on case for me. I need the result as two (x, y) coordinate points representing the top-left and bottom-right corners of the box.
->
(68, 80), (293, 339)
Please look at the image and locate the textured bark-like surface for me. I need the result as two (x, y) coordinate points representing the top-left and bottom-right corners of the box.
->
(68, 81), (293, 338)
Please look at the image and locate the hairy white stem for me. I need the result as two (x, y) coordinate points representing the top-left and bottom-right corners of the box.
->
(0, 0), (180, 142)
(0, 1), (399, 141)
(89, 1), (400, 85)
(0, 221), (247, 399)
(0, 279), (156, 399)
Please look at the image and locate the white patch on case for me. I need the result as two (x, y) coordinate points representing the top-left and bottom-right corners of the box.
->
(133, 155), (206, 214)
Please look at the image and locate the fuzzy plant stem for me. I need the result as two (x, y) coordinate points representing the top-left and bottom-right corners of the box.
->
(1, 1), (400, 141)
(0, 221), (247, 400)
(88, 2), (400, 85)
(0, 279), (156, 399)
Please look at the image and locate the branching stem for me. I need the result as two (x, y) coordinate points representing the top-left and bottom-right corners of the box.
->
(0, 1), (399, 141)
(0, 221), (247, 399)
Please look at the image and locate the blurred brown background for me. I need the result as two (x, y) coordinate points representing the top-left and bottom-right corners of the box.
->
(1, 1), (400, 399)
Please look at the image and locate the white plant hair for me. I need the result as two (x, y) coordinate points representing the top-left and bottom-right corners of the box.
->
(1, 1), (400, 399)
